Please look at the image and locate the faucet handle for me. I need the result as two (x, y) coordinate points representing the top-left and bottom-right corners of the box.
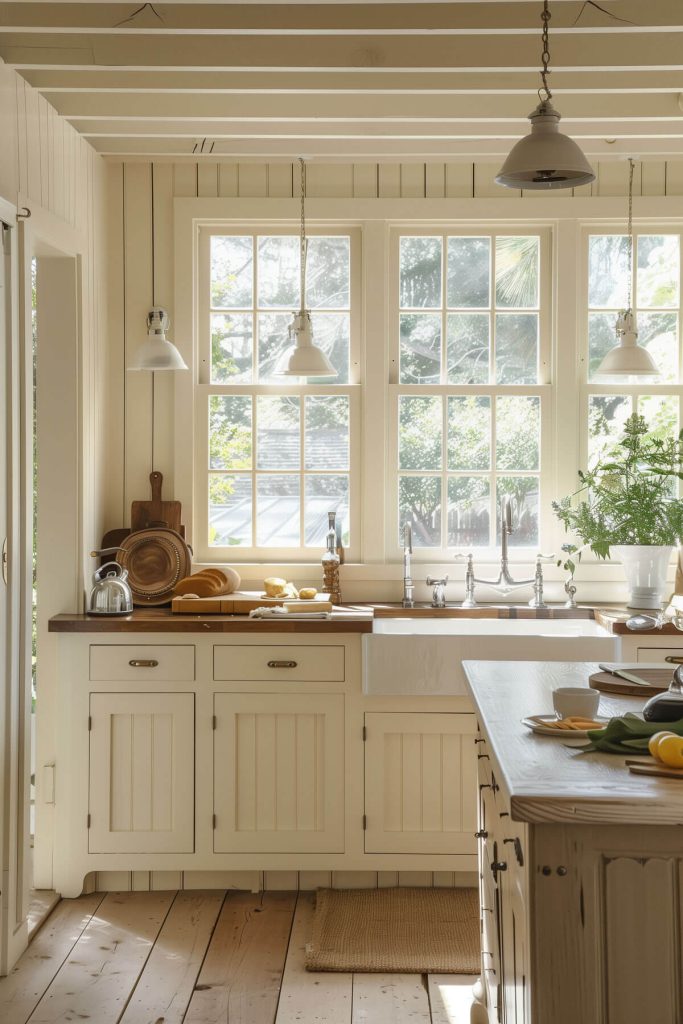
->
(535, 552), (555, 562)
(426, 575), (449, 585)
(454, 553), (473, 563)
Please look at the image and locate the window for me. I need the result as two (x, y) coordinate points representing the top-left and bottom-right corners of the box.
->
(195, 228), (360, 560)
(392, 231), (550, 555)
(584, 232), (682, 466)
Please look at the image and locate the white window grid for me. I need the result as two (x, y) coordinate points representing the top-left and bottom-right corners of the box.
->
(388, 227), (552, 561)
(194, 224), (362, 563)
(579, 225), (683, 489)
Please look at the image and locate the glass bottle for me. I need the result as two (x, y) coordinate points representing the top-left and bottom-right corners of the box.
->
(322, 511), (342, 605)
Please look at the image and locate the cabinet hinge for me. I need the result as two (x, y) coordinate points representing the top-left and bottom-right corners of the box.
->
(88, 716), (92, 731)
(362, 725), (367, 741)
(87, 813), (91, 829)
(362, 814), (367, 830)
(212, 715), (217, 730)
(212, 814), (216, 829)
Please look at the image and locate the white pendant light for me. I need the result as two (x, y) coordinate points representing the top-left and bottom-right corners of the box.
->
(276, 158), (336, 378)
(595, 159), (659, 380)
(496, 2), (595, 191)
(128, 308), (188, 371)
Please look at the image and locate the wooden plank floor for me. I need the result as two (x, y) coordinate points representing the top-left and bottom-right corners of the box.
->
(0, 891), (477, 1024)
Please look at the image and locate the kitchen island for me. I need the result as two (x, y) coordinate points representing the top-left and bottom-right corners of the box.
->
(464, 659), (683, 1024)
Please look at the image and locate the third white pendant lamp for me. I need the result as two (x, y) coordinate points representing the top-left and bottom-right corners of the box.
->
(276, 158), (336, 377)
(496, 1), (595, 191)
(595, 159), (659, 379)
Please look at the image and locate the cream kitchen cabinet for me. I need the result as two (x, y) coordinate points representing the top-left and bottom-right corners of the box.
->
(49, 627), (478, 896)
(364, 711), (477, 855)
(88, 691), (195, 854)
(213, 692), (345, 854)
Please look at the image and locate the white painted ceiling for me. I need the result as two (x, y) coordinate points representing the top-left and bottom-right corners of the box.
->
(2, 1), (683, 161)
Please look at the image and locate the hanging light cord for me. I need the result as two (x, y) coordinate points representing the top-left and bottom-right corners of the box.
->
(299, 156), (307, 314)
(539, 1), (552, 101)
(626, 157), (635, 313)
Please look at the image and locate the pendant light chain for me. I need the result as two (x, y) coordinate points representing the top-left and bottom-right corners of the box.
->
(299, 156), (307, 313)
(626, 157), (635, 312)
(539, 1), (552, 101)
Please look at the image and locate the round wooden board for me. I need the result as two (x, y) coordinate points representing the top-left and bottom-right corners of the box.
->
(589, 669), (672, 696)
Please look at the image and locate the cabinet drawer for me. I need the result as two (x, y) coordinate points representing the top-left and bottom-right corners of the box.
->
(636, 646), (683, 664)
(89, 645), (195, 682)
(213, 645), (344, 682)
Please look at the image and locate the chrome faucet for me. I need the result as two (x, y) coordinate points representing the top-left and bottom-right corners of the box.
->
(402, 522), (414, 608)
(457, 496), (553, 608)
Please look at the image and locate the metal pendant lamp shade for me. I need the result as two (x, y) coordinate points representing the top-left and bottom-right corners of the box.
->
(596, 311), (659, 378)
(496, 100), (595, 190)
(496, 1), (595, 191)
(278, 311), (335, 376)
(277, 157), (337, 378)
(128, 308), (188, 371)
(595, 159), (660, 380)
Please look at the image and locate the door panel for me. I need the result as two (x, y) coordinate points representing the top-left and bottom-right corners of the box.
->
(88, 692), (195, 853)
(364, 712), (477, 854)
(213, 692), (345, 853)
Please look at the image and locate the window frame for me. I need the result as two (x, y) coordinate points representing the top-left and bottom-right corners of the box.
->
(193, 222), (362, 564)
(578, 223), (683, 564)
(173, 196), (683, 597)
(386, 225), (553, 562)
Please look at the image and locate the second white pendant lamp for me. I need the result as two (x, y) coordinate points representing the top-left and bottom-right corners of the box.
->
(276, 158), (336, 378)
(595, 159), (659, 379)
(496, 1), (595, 191)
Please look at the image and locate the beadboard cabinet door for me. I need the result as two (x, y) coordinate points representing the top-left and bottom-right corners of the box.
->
(364, 712), (477, 854)
(213, 693), (345, 853)
(88, 693), (195, 854)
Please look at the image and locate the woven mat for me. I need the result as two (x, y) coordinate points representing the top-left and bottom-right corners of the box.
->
(305, 887), (480, 974)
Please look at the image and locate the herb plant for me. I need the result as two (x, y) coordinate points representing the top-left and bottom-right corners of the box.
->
(552, 414), (683, 559)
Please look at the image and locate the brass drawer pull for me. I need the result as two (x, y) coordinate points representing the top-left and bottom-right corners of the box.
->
(128, 659), (159, 668)
(267, 660), (298, 669)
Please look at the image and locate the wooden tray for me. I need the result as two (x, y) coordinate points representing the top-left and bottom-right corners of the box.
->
(589, 668), (672, 697)
(172, 591), (332, 614)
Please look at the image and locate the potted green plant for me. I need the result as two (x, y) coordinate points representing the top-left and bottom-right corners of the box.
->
(552, 414), (683, 608)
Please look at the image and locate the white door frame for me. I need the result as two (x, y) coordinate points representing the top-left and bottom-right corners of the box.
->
(0, 194), (27, 976)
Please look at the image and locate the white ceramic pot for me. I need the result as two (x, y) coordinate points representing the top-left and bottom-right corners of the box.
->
(612, 544), (674, 609)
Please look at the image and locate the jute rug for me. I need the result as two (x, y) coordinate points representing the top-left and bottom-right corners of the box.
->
(305, 887), (480, 973)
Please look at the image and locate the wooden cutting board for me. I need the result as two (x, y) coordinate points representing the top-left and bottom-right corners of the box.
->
(589, 668), (672, 697)
(172, 591), (332, 614)
(131, 471), (182, 533)
(628, 761), (683, 780)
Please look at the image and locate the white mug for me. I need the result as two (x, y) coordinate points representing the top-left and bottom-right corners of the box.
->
(552, 686), (600, 721)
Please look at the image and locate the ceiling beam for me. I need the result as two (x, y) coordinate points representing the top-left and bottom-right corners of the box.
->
(19, 68), (683, 93)
(47, 91), (683, 121)
(4, 31), (683, 70)
(86, 135), (683, 157)
(0, 1), (681, 32)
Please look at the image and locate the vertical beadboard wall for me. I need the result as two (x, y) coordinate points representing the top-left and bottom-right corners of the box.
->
(0, 63), (108, 562)
(108, 157), (683, 533)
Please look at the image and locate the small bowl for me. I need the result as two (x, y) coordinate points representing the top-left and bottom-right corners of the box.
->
(552, 686), (600, 721)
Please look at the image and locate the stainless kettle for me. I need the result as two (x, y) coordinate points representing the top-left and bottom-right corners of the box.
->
(87, 561), (134, 616)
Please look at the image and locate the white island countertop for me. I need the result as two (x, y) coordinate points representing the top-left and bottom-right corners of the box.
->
(463, 659), (683, 827)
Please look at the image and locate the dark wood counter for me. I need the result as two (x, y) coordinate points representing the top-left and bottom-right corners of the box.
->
(49, 609), (373, 633)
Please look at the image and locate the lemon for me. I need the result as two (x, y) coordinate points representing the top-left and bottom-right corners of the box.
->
(656, 734), (683, 769)
(648, 730), (676, 761)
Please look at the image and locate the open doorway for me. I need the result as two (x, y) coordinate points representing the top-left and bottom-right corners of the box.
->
(17, 225), (82, 959)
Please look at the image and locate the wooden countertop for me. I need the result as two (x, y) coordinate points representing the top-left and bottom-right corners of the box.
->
(463, 659), (683, 827)
(593, 606), (682, 635)
(49, 609), (373, 633)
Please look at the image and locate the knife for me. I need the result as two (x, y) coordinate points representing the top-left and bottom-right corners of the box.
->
(598, 664), (652, 687)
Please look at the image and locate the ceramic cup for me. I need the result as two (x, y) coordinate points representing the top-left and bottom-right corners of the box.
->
(552, 686), (600, 721)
